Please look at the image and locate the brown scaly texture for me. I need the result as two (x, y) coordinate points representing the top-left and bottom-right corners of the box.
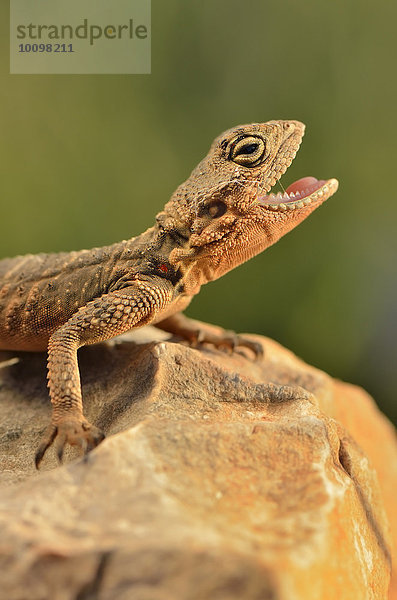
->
(0, 120), (338, 465)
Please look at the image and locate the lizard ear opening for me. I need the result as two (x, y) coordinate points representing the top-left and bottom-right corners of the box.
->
(207, 200), (227, 219)
(229, 135), (266, 167)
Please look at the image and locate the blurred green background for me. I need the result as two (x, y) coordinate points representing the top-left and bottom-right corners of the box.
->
(0, 1), (396, 423)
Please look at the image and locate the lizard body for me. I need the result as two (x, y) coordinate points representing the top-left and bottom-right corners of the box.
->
(0, 120), (338, 466)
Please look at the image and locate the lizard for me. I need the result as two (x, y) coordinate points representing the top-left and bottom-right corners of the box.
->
(0, 119), (338, 467)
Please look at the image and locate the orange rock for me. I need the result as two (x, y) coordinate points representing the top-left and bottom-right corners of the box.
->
(0, 326), (395, 599)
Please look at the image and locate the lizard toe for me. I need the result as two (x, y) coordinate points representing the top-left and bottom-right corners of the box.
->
(234, 336), (264, 361)
(84, 427), (106, 453)
(56, 431), (68, 463)
(35, 424), (58, 469)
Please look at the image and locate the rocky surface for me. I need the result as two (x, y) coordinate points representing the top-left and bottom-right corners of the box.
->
(0, 324), (396, 600)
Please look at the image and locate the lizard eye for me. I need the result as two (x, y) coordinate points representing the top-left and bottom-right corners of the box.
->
(207, 200), (227, 218)
(229, 135), (266, 167)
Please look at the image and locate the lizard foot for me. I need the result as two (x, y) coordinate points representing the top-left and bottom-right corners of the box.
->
(191, 329), (264, 360)
(155, 315), (263, 360)
(35, 417), (105, 468)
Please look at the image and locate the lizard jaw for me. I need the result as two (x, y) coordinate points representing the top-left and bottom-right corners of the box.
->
(258, 177), (339, 211)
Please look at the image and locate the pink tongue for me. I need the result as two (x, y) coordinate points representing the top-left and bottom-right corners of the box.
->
(286, 176), (318, 195)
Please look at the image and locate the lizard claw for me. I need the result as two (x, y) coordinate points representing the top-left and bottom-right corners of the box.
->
(35, 418), (105, 468)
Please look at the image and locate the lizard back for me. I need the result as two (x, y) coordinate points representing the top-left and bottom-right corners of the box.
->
(0, 242), (131, 350)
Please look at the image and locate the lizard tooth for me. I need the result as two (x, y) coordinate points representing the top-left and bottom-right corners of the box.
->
(279, 203), (287, 210)
(303, 197), (312, 205)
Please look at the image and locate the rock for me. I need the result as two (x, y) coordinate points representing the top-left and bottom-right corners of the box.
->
(0, 324), (396, 600)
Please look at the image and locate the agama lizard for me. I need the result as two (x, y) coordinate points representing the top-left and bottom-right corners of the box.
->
(0, 120), (338, 467)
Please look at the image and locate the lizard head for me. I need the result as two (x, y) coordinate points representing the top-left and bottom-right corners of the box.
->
(158, 120), (338, 289)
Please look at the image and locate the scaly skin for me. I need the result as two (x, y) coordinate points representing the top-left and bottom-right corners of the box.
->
(0, 120), (338, 466)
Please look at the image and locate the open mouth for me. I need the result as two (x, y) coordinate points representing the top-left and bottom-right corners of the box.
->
(258, 176), (339, 211)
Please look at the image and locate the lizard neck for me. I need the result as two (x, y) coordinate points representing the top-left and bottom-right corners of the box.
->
(108, 223), (199, 297)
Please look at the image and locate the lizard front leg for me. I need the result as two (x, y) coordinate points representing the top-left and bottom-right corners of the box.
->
(155, 312), (263, 359)
(35, 277), (174, 467)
